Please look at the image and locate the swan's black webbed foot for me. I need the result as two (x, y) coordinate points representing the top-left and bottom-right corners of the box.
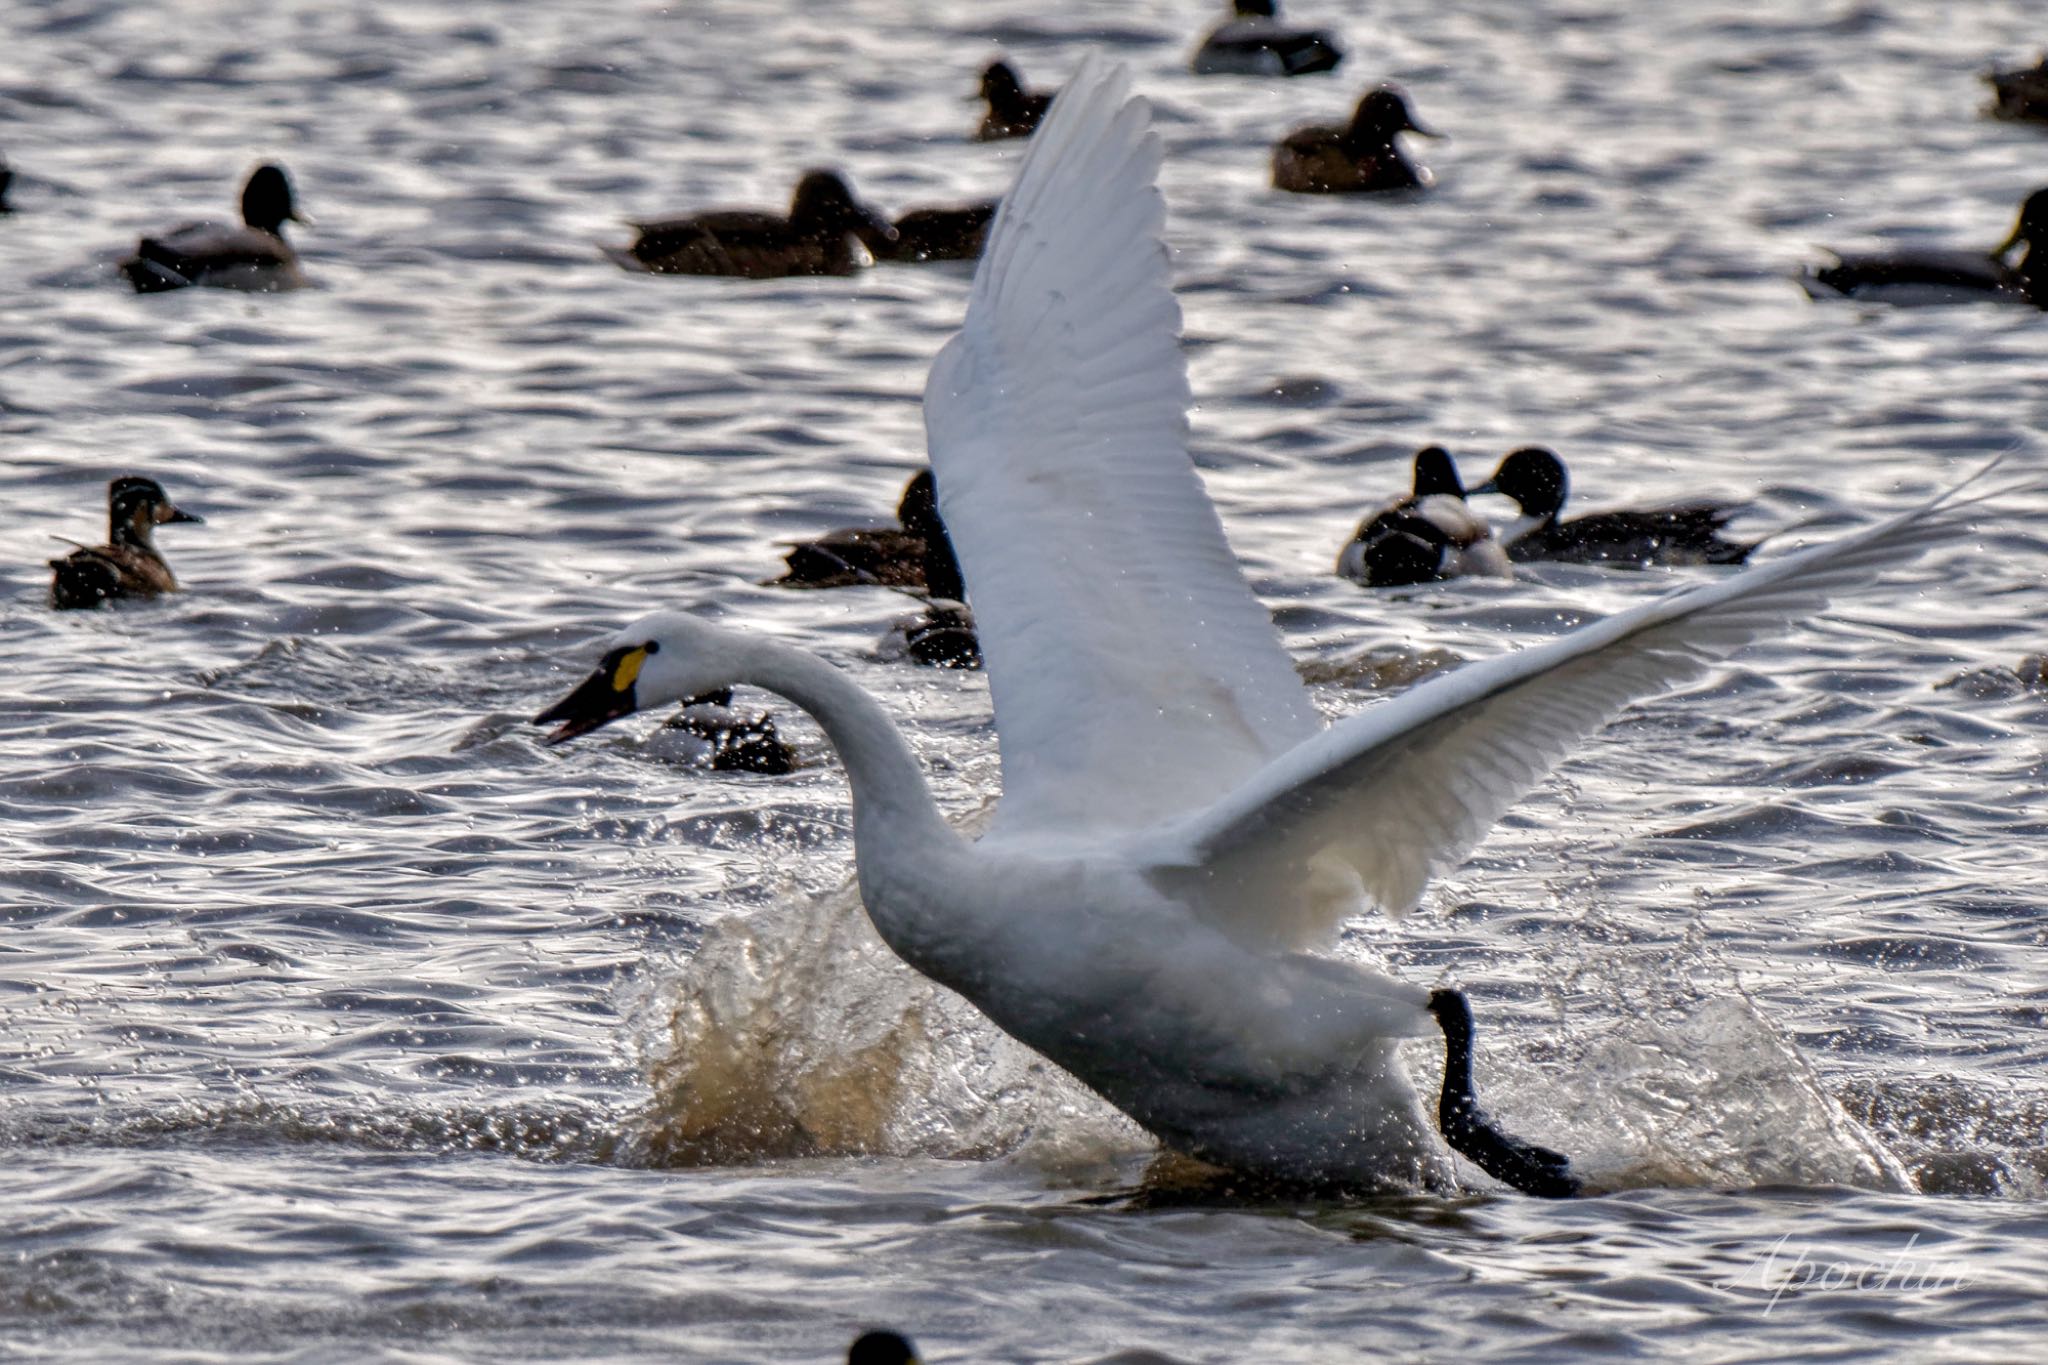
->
(1427, 988), (1582, 1199)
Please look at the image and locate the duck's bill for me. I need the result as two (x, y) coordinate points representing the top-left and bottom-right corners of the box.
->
(533, 668), (638, 745)
(160, 505), (204, 525)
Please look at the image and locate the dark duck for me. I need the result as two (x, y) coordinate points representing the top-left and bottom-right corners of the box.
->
(1985, 54), (2048, 123)
(1272, 85), (1438, 194)
(608, 170), (896, 278)
(976, 60), (1054, 141)
(1336, 446), (1510, 587)
(651, 688), (798, 775)
(50, 476), (205, 609)
(876, 200), (998, 263)
(771, 470), (951, 590)
(120, 163), (307, 293)
(1192, 0), (1344, 77)
(1473, 447), (1757, 568)
(1805, 187), (2048, 309)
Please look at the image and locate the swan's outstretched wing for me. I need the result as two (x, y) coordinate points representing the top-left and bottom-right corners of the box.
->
(924, 57), (1319, 839)
(1150, 470), (2017, 950)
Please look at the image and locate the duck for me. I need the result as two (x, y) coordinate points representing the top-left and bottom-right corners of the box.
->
(1985, 55), (2048, 123)
(1192, 0), (1344, 77)
(1336, 447), (1511, 587)
(532, 58), (2013, 1199)
(771, 470), (951, 590)
(876, 201), (998, 263)
(49, 476), (204, 609)
(1272, 85), (1438, 194)
(119, 163), (307, 293)
(977, 61), (1054, 141)
(848, 1331), (920, 1365)
(607, 170), (897, 278)
(0, 153), (13, 214)
(1471, 447), (1757, 567)
(651, 689), (799, 774)
(1804, 187), (2048, 309)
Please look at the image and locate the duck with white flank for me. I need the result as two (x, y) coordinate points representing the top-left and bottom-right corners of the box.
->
(976, 61), (1054, 141)
(1273, 86), (1438, 194)
(50, 476), (204, 609)
(1805, 187), (2047, 309)
(1985, 55), (2048, 123)
(120, 164), (306, 293)
(1192, 0), (1343, 77)
(535, 59), (2019, 1197)
(1337, 447), (1512, 587)
(1472, 447), (1758, 568)
(608, 170), (896, 278)
(651, 688), (798, 775)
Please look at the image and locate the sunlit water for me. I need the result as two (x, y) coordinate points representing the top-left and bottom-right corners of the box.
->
(4, 1), (2048, 1360)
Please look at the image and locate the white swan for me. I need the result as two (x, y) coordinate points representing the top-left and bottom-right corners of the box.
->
(536, 57), (2015, 1196)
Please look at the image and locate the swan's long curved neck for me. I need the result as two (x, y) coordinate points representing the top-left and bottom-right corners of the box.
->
(730, 637), (967, 868)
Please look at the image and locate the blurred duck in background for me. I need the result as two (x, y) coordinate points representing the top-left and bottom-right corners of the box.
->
(976, 60), (1054, 141)
(120, 163), (306, 292)
(607, 170), (895, 278)
(1984, 54), (2048, 123)
(1804, 187), (2047, 309)
(1272, 86), (1439, 193)
(1192, 0), (1343, 77)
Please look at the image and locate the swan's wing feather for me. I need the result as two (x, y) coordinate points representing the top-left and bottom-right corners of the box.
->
(1153, 468), (2019, 947)
(925, 57), (1320, 839)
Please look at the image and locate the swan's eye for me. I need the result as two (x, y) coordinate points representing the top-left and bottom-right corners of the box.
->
(643, 640), (661, 654)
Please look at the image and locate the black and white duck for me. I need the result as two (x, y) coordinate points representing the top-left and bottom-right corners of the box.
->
(120, 163), (307, 293)
(1336, 446), (1511, 587)
(1192, 0), (1343, 77)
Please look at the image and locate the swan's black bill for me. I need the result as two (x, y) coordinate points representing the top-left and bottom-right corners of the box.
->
(1428, 988), (1582, 1199)
(532, 644), (649, 745)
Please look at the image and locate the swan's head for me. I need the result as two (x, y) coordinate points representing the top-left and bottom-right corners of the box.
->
(532, 611), (743, 745)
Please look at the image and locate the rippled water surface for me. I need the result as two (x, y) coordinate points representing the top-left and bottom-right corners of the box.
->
(5, 1), (2048, 1360)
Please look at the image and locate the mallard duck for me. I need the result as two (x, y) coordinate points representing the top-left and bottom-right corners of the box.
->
(771, 471), (951, 590)
(1192, 0), (1343, 77)
(49, 476), (204, 609)
(977, 61), (1054, 141)
(877, 201), (998, 263)
(1272, 85), (1438, 194)
(608, 170), (896, 278)
(1805, 187), (2048, 309)
(119, 164), (306, 293)
(1471, 447), (1757, 567)
(1985, 55), (2048, 123)
(1336, 446), (1510, 586)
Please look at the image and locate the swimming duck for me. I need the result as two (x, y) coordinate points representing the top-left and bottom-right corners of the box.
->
(877, 201), (998, 263)
(1471, 447), (1757, 567)
(1805, 187), (2048, 309)
(977, 61), (1054, 141)
(1985, 55), (2048, 123)
(0, 154), (13, 214)
(651, 688), (799, 774)
(771, 471), (952, 590)
(1272, 86), (1438, 194)
(49, 476), (204, 609)
(848, 1331), (920, 1365)
(1192, 0), (1344, 77)
(608, 170), (896, 278)
(1336, 447), (1511, 587)
(120, 163), (306, 293)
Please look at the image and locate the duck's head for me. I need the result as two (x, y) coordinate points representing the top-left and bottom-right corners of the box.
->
(1993, 186), (2048, 260)
(107, 475), (203, 544)
(241, 163), (305, 235)
(1472, 447), (1568, 518)
(980, 60), (1023, 103)
(792, 169), (896, 246)
(1411, 445), (1466, 498)
(1235, 0), (1279, 16)
(848, 1330), (921, 1365)
(533, 611), (750, 745)
(1349, 86), (1439, 143)
(897, 469), (942, 537)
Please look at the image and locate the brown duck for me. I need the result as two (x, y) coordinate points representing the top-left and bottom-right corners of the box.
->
(977, 61), (1054, 141)
(50, 476), (204, 609)
(876, 201), (998, 263)
(120, 164), (307, 293)
(607, 170), (896, 278)
(770, 470), (951, 589)
(1272, 85), (1439, 194)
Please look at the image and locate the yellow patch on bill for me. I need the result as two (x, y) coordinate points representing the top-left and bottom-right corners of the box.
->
(612, 646), (647, 692)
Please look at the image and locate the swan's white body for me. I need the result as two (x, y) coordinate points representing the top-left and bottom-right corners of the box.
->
(550, 58), (2016, 1191)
